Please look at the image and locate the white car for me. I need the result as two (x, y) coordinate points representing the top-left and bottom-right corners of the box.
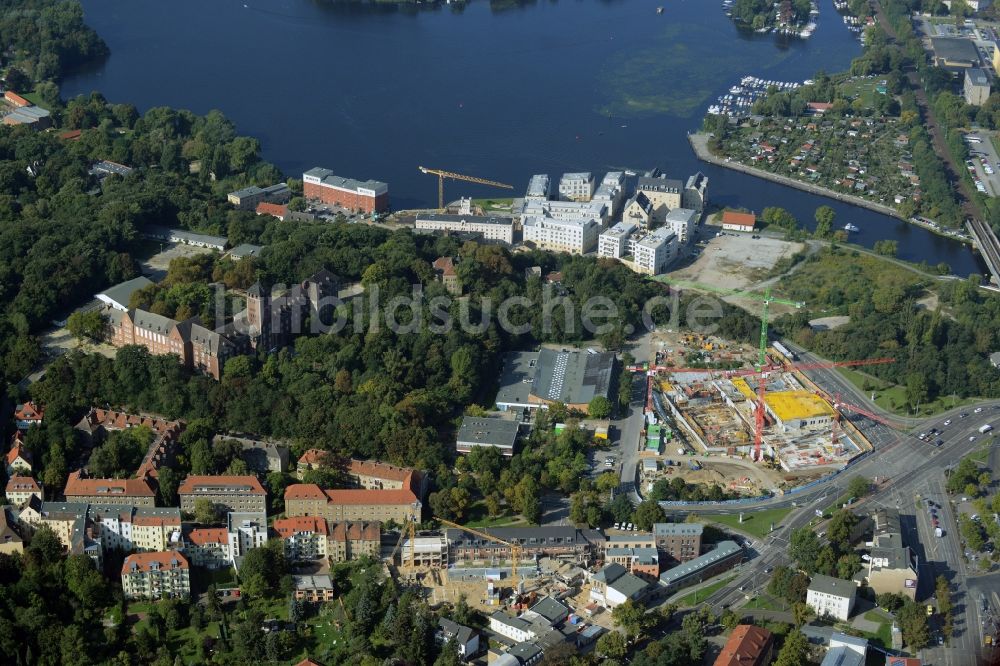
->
(970, 436), (977, 442)
(944, 420), (952, 426)
(975, 407), (984, 413)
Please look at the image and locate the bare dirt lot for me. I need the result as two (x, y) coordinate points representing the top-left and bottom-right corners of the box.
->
(140, 242), (216, 280)
(667, 232), (804, 293)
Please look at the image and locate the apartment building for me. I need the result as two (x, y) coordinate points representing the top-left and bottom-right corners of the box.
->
(806, 574), (856, 621)
(327, 520), (381, 562)
(38, 502), (102, 564)
(177, 475), (268, 515)
(661, 207), (698, 244)
(5, 476), (42, 507)
(522, 216), (601, 255)
(183, 527), (231, 569)
(653, 522), (703, 563)
(590, 563), (651, 608)
(121, 551), (191, 600)
(714, 625), (773, 666)
(683, 172), (709, 213)
(293, 574), (337, 602)
(296, 449), (331, 479)
(76, 408), (184, 482)
(857, 508), (918, 600)
(605, 547), (660, 580)
(415, 213), (515, 244)
(630, 228), (677, 275)
(597, 222), (638, 259)
(525, 174), (552, 201)
(227, 511), (269, 560)
(558, 172), (595, 201)
(593, 171), (626, 217)
(965, 67), (991, 106)
(447, 526), (603, 566)
(658, 540), (743, 593)
(348, 459), (424, 494)
(6, 442), (32, 476)
(284, 484), (421, 524)
(432, 257), (462, 295)
(90, 505), (182, 553)
(636, 176), (683, 221)
(622, 193), (654, 227)
(211, 434), (289, 474)
(63, 470), (156, 507)
(273, 516), (329, 562)
(303, 167), (389, 214)
(0, 509), (23, 555)
(226, 182), (291, 211)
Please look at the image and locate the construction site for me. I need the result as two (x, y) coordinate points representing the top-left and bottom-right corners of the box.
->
(635, 328), (890, 493)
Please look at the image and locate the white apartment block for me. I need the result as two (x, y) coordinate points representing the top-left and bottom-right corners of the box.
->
(806, 574), (856, 621)
(559, 172), (595, 201)
(415, 213), (515, 244)
(636, 176), (683, 221)
(598, 222), (638, 259)
(593, 172), (626, 217)
(489, 612), (537, 643)
(88, 505), (182, 554)
(523, 216), (600, 254)
(228, 511), (268, 558)
(630, 228), (678, 275)
(662, 207), (699, 244)
(525, 174), (552, 201)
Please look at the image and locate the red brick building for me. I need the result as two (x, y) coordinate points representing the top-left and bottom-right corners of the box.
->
(303, 167), (389, 214)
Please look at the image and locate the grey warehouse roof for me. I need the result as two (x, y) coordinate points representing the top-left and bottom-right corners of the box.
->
(228, 243), (264, 259)
(659, 540), (742, 586)
(531, 348), (616, 405)
(931, 37), (980, 64)
(98, 276), (154, 308)
(967, 67), (990, 86)
(457, 416), (519, 449)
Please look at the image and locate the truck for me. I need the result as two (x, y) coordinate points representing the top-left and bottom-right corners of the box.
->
(772, 341), (796, 361)
(979, 424), (993, 434)
(935, 527), (944, 538)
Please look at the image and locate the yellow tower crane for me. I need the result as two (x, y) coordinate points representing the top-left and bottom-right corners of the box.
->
(418, 166), (514, 210)
(435, 516), (523, 581)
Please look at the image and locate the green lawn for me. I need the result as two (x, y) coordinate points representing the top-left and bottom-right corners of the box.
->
(837, 367), (978, 417)
(462, 500), (524, 528)
(677, 576), (735, 606)
(862, 610), (894, 648)
(702, 507), (792, 538)
(969, 445), (993, 465)
(838, 77), (882, 110)
(472, 197), (514, 212)
(18, 90), (46, 107)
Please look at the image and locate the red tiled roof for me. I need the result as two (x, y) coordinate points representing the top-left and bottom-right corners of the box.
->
(59, 129), (82, 141)
(6, 443), (30, 466)
(14, 402), (43, 422)
(256, 202), (288, 218)
(323, 488), (417, 506)
(329, 520), (381, 542)
(177, 475), (266, 495)
(273, 516), (329, 538)
(433, 257), (457, 276)
(4, 91), (30, 107)
(284, 484), (328, 501)
(348, 459), (414, 485)
(808, 102), (833, 111)
(5, 475), (40, 492)
(121, 550), (189, 575)
(186, 527), (229, 546)
(64, 470), (155, 498)
(298, 449), (329, 466)
(713, 625), (773, 666)
(294, 659), (324, 666)
(721, 211), (757, 229)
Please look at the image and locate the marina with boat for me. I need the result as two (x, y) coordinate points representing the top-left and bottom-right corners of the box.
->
(706, 75), (806, 117)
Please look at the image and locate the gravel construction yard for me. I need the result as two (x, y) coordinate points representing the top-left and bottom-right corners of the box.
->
(667, 232), (804, 293)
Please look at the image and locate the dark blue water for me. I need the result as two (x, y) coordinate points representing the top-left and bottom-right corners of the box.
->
(63, 0), (983, 274)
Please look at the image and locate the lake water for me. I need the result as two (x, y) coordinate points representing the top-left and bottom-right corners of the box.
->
(63, 0), (983, 274)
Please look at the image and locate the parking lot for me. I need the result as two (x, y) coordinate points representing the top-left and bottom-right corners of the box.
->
(963, 133), (1000, 198)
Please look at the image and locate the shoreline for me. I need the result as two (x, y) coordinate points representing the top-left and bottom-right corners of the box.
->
(688, 132), (973, 246)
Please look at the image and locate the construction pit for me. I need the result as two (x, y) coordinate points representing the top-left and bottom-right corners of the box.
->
(643, 354), (871, 494)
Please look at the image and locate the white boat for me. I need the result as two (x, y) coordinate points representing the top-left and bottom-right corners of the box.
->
(843, 223), (860, 232)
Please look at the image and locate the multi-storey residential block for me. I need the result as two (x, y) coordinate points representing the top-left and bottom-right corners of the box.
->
(183, 527), (231, 569)
(658, 540), (743, 593)
(522, 216), (601, 255)
(592, 172), (626, 217)
(598, 222), (638, 259)
(653, 523), (703, 563)
(63, 470), (156, 507)
(965, 67), (991, 106)
(683, 172), (708, 213)
(227, 511), (269, 559)
(178, 475), (267, 515)
(303, 167), (389, 214)
(629, 228), (677, 275)
(0, 509), (24, 555)
(415, 213), (516, 244)
(714, 625), (773, 666)
(558, 172), (595, 201)
(121, 551), (191, 600)
(292, 574), (336, 602)
(806, 574), (856, 621)
(211, 434), (289, 474)
(525, 174), (552, 201)
(90, 505), (182, 553)
(447, 526), (602, 566)
(296, 449), (332, 479)
(5, 476), (42, 507)
(284, 484), (421, 524)
(589, 563), (651, 608)
(6, 442), (32, 476)
(636, 175), (683, 220)
(38, 502), (103, 564)
(273, 516), (329, 562)
(348, 459), (425, 495)
(327, 521), (381, 562)
(75, 408), (184, 483)
(661, 207), (698, 245)
(623, 193), (654, 226)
